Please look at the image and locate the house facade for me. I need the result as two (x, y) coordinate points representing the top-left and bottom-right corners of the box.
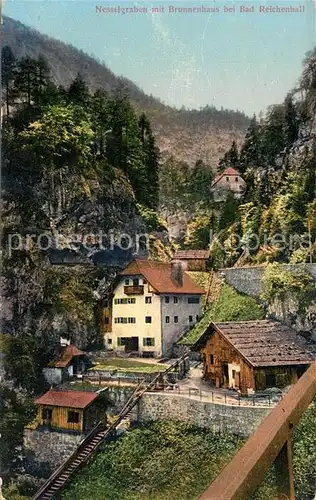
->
(101, 259), (205, 357)
(34, 390), (108, 433)
(211, 167), (246, 200)
(191, 320), (314, 395)
(172, 250), (210, 271)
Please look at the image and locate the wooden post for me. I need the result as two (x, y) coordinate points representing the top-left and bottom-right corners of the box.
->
(275, 440), (295, 500)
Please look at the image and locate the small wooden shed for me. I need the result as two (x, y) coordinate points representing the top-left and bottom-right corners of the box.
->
(35, 390), (108, 433)
(191, 320), (315, 395)
(172, 250), (210, 271)
(43, 345), (92, 386)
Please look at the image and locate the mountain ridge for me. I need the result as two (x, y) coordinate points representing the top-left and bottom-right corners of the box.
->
(3, 16), (249, 166)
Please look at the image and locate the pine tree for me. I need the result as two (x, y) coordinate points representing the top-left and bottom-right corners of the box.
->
(239, 115), (261, 174)
(284, 94), (298, 146)
(1, 45), (17, 117)
(67, 73), (89, 105)
(217, 140), (239, 173)
(138, 113), (159, 208)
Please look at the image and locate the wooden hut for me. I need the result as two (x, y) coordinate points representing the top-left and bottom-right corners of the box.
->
(172, 250), (210, 271)
(35, 390), (108, 433)
(191, 320), (315, 395)
(43, 345), (92, 386)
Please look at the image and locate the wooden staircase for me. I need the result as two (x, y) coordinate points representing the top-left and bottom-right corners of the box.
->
(32, 355), (188, 500)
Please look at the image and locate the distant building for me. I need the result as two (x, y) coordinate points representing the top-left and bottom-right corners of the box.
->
(172, 250), (210, 271)
(211, 167), (246, 200)
(101, 258), (205, 357)
(190, 320), (314, 395)
(42, 345), (92, 386)
(34, 389), (108, 433)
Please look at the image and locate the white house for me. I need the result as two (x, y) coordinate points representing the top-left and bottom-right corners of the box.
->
(101, 259), (205, 357)
(211, 167), (246, 201)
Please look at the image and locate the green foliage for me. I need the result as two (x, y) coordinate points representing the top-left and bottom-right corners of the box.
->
(19, 104), (94, 170)
(61, 421), (243, 500)
(218, 140), (239, 173)
(261, 264), (314, 301)
(136, 204), (167, 232)
(184, 214), (211, 249)
(0, 381), (36, 475)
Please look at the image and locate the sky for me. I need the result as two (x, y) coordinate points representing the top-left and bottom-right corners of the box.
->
(3, 0), (316, 115)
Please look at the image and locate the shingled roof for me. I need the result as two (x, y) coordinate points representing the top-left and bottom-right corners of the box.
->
(120, 259), (205, 294)
(48, 344), (86, 368)
(35, 390), (98, 409)
(193, 320), (315, 368)
(173, 250), (210, 260)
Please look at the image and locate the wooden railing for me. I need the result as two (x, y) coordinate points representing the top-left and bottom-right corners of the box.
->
(199, 361), (316, 500)
(124, 285), (144, 295)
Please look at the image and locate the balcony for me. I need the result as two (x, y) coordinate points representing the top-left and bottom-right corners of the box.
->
(124, 285), (144, 295)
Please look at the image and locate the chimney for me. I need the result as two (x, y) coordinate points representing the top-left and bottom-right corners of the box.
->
(171, 261), (183, 287)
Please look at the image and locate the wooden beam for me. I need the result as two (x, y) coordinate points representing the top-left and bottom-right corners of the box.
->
(199, 361), (316, 500)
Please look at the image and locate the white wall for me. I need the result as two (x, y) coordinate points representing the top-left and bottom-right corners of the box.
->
(106, 275), (162, 356)
(161, 295), (202, 356)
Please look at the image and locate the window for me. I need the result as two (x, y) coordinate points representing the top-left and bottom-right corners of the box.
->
(196, 315), (199, 321)
(174, 296), (179, 304)
(145, 316), (152, 323)
(115, 317), (136, 324)
(145, 296), (152, 304)
(108, 338), (112, 345)
(232, 370), (236, 379)
(143, 337), (155, 347)
(42, 408), (52, 421)
(226, 176), (229, 182)
(189, 315), (193, 323)
(133, 278), (139, 286)
(117, 337), (126, 346)
(188, 297), (200, 304)
(142, 279), (147, 284)
(210, 355), (214, 365)
(174, 316), (179, 323)
(125, 279), (129, 285)
(67, 411), (80, 424)
(165, 296), (170, 304)
(165, 316), (170, 323)
(115, 298), (136, 304)
(235, 177), (239, 182)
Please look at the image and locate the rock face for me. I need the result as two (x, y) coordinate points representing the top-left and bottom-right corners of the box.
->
(268, 295), (316, 343)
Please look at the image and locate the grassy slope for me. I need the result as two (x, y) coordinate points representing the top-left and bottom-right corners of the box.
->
(60, 421), (243, 500)
(60, 404), (316, 500)
(179, 283), (265, 345)
(91, 358), (169, 373)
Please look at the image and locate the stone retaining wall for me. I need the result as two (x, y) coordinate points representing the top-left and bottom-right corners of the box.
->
(24, 428), (84, 476)
(220, 264), (316, 298)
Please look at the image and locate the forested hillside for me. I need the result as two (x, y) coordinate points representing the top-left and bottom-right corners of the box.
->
(3, 16), (249, 166)
(177, 49), (316, 266)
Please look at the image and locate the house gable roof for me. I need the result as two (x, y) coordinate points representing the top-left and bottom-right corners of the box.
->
(119, 259), (205, 294)
(192, 320), (315, 368)
(212, 168), (244, 188)
(35, 390), (98, 409)
(48, 344), (87, 368)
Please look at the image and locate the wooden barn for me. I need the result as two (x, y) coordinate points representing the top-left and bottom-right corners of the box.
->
(191, 320), (315, 395)
(42, 345), (92, 386)
(172, 250), (210, 271)
(35, 389), (108, 433)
